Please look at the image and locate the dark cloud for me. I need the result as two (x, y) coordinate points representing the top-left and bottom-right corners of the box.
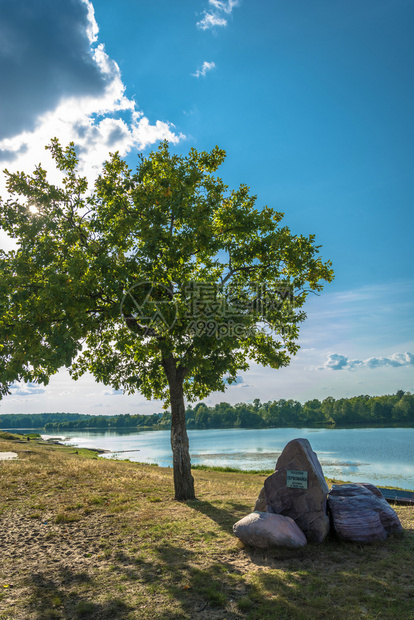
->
(0, 0), (108, 140)
(106, 124), (128, 147)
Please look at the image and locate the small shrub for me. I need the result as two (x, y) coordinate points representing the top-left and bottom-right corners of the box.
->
(0, 431), (20, 440)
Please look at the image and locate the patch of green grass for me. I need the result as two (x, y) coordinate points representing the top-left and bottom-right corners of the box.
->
(31, 502), (46, 510)
(204, 586), (227, 606)
(0, 431), (21, 440)
(54, 512), (81, 523)
(74, 601), (97, 618)
(238, 595), (254, 611)
(64, 503), (84, 510)
(51, 595), (62, 607)
(88, 495), (108, 505)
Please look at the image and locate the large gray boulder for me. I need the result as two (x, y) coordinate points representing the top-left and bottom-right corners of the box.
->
(328, 483), (403, 543)
(254, 486), (266, 512)
(262, 438), (330, 543)
(233, 511), (307, 549)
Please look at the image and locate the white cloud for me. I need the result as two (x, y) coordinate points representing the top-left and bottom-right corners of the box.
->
(0, 0), (184, 195)
(9, 382), (46, 396)
(197, 13), (227, 30)
(197, 0), (240, 30)
(209, 0), (239, 13)
(192, 61), (216, 78)
(104, 389), (124, 396)
(365, 352), (414, 369)
(320, 352), (414, 371)
(84, 0), (99, 43)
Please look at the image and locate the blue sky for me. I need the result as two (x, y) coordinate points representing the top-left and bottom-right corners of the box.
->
(0, 0), (413, 414)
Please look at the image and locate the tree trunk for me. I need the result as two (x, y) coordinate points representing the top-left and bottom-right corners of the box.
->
(163, 356), (195, 500)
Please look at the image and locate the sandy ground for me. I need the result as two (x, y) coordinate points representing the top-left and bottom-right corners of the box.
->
(0, 452), (18, 460)
(0, 509), (134, 618)
(0, 507), (245, 620)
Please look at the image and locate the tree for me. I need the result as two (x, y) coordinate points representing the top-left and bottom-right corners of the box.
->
(0, 139), (333, 499)
(321, 396), (336, 424)
(393, 393), (414, 420)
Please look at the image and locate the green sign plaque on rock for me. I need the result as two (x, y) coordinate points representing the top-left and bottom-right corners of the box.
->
(286, 469), (308, 489)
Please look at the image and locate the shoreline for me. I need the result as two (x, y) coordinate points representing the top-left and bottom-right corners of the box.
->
(2, 420), (414, 433)
(3, 429), (413, 491)
(40, 438), (112, 454)
(41, 437), (142, 456)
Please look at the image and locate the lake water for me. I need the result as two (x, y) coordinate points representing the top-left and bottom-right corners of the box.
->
(43, 426), (414, 491)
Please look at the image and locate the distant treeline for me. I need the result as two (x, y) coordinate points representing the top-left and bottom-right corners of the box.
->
(0, 412), (94, 429)
(0, 412), (163, 430)
(1, 391), (413, 431)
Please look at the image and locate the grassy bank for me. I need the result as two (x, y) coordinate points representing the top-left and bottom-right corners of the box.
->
(0, 434), (413, 620)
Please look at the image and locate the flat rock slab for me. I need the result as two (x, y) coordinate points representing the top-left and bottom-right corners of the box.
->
(262, 438), (330, 543)
(0, 452), (18, 460)
(233, 511), (307, 549)
(328, 483), (403, 543)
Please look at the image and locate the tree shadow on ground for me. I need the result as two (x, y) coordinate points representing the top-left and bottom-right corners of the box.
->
(185, 498), (250, 534)
(100, 541), (253, 618)
(101, 541), (314, 619)
(24, 569), (132, 620)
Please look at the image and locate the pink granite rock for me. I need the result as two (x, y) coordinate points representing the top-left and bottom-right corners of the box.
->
(233, 511), (307, 549)
(262, 438), (330, 543)
(356, 483), (403, 535)
(328, 483), (403, 543)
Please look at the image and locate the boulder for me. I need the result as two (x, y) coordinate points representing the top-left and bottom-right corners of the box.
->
(254, 486), (266, 512)
(356, 483), (404, 535)
(233, 511), (307, 549)
(328, 483), (403, 543)
(263, 438), (330, 543)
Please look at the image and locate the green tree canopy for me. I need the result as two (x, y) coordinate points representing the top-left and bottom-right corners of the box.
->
(0, 139), (333, 499)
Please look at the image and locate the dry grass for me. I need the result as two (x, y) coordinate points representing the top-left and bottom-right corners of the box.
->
(0, 435), (413, 619)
